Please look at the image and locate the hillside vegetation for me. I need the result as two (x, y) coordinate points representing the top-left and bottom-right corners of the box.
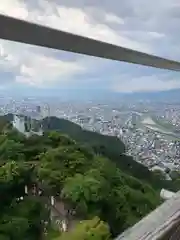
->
(0, 116), (161, 239)
(41, 116), (179, 192)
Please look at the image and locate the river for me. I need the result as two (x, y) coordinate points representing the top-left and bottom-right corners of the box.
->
(140, 116), (180, 139)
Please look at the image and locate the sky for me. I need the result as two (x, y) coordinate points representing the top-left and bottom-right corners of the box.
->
(0, 0), (180, 98)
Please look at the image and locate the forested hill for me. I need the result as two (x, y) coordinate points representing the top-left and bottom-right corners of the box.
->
(40, 116), (179, 192)
(41, 116), (126, 152)
(1, 114), (179, 191)
(0, 116), (161, 239)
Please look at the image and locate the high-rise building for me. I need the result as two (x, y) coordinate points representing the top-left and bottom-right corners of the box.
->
(13, 115), (26, 134)
(12, 115), (43, 137)
(131, 113), (137, 126)
(36, 105), (41, 114)
(24, 116), (31, 132)
(42, 104), (50, 118)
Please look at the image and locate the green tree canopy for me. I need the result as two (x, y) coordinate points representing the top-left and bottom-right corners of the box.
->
(57, 217), (112, 240)
(0, 117), (162, 238)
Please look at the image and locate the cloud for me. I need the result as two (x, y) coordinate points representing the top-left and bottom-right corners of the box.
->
(104, 13), (124, 25)
(0, 0), (28, 19)
(148, 32), (165, 39)
(112, 74), (180, 93)
(0, 0), (153, 90)
(16, 54), (85, 87)
(0, 0), (179, 94)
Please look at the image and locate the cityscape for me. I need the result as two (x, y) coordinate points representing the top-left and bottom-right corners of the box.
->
(2, 97), (180, 179)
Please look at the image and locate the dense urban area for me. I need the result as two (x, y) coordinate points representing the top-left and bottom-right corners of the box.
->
(4, 98), (180, 176)
(1, 96), (180, 239)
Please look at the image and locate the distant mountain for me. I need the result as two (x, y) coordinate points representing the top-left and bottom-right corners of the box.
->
(19, 88), (180, 102)
(115, 89), (180, 103)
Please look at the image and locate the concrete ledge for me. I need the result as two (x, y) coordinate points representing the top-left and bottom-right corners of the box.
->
(116, 191), (180, 240)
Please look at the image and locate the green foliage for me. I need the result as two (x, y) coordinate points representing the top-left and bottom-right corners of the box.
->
(41, 116), (125, 153)
(0, 139), (24, 162)
(37, 143), (92, 193)
(45, 228), (60, 240)
(0, 115), (12, 133)
(0, 161), (47, 239)
(57, 217), (112, 240)
(61, 172), (108, 217)
(0, 161), (33, 207)
(0, 197), (48, 240)
(0, 116), (164, 238)
(40, 116), (178, 191)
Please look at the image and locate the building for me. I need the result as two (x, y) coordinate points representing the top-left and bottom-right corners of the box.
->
(12, 115), (43, 137)
(36, 105), (41, 114)
(13, 115), (26, 134)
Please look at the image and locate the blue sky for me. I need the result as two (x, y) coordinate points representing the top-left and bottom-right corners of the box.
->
(0, 0), (180, 97)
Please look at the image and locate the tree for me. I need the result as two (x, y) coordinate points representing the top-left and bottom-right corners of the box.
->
(47, 131), (76, 148)
(0, 139), (24, 162)
(0, 216), (29, 240)
(57, 217), (112, 240)
(37, 145), (92, 193)
(0, 118), (162, 238)
(6, 129), (25, 143)
(0, 197), (48, 240)
(61, 172), (109, 217)
(0, 161), (34, 208)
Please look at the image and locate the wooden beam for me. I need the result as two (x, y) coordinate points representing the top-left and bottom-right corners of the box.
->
(0, 14), (180, 71)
